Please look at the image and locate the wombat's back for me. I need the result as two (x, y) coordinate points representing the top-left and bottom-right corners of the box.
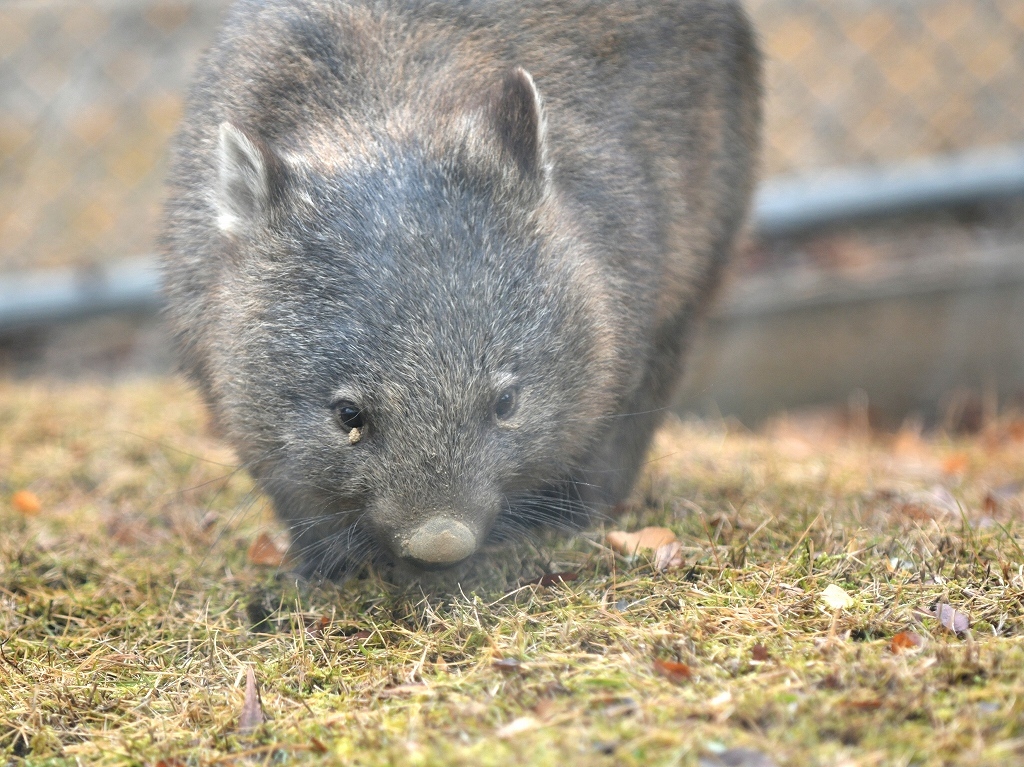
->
(165, 0), (759, 344)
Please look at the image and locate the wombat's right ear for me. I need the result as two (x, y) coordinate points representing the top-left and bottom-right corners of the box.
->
(491, 67), (551, 191)
(215, 122), (280, 234)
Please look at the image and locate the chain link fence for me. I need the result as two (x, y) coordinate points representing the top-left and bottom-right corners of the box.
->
(0, 0), (226, 274)
(2, 0), (1024, 274)
(753, 0), (1024, 175)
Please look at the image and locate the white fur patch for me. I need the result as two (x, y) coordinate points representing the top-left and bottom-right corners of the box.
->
(216, 121), (268, 231)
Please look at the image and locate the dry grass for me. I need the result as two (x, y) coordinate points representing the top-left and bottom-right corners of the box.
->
(2, 379), (1024, 766)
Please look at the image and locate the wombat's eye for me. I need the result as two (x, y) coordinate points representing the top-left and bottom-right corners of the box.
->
(332, 400), (365, 431)
(493, 387), (518, 421)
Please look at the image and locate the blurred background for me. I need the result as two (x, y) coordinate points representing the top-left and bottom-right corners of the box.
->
(2, 0), (1023, 428)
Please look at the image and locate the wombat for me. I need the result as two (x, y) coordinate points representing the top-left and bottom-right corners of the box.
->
(161, 0), (761, 579)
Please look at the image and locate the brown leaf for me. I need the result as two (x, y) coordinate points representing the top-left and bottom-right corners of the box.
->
(892, 426), (926, 456)
(238, 666), (265, 734)
(890, 631), (925, 654)
(309, 737), (328, 754)
(247, 533), (286, 567)
(378, 683), (431, 698)
(820, 673), (843, 690)
(751, 644), (771, 662)
(654, 541), (684, 572)
(11, 490), (41, 516)
(842, 697), (883, 710)
(589, 695), (639, 716)
(929, 603), (969, 635)
(653, 659), (693, 682)
(155, 760), (187, 767)
(305, 615), (330, 639)
(898, 503), (936, 522)
(532, 698), (556, 720)
(941, 453), (969, 476)
(109, 518), (149, 546)
(1006, 420), (1024, 442)
(607, 526), (677, 556)
(524, 571), (578, 587)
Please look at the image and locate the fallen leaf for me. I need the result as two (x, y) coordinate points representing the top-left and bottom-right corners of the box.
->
(305, 615), (329, 639)
(820, 673), (843, 690)
(893, 426), (926, 455)
(309, 737), (328, 754)
(533, 699), (556, 719)
(821, 584), (853, 610)
(247, 533), (286, 567)
(607, 526), (677, 556)
(751, 644), (771, 662)
(842, 697), (883, 710)
(493, 657), (524, 674)
(238, 666), (265, 734)
(589, 695), (638, 713)
(890, 631), (925, 654)
(898, 503), (936, 521)
(708, 690), (733, 707)
(11, 490), (41, 516)
(941, 453), (969, 475)
(929, 603), (969, 635)
(653, 659), (693, 682)
(496, 716), (538, 739)
(699, 747), (778, 767)
(1007, 420), (1024, 442)
(378, 683), (431, 698)
(155, 760), (187, 767)
(654, 540), (684, 571)
(524, 571), (578, 587)
(109, 518), (149, 546)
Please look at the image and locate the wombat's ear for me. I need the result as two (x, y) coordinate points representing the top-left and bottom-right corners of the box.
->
(215, 122), (280, 234)
(491, 67), (550, 189)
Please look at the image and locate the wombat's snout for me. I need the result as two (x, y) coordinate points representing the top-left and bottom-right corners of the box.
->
(401, 518), (478, 567)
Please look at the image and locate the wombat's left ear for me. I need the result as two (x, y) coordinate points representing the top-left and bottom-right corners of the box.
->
(491, 67), (551, 189)
(215, 121), (283, 234)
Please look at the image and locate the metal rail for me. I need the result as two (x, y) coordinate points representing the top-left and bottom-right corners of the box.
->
(2, 144), (1024, 332)
(753, 144), (1024, 236)
(0, 258), (161, 332)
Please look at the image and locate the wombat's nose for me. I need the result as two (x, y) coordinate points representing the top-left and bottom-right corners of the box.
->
(402, 518), (477, 566)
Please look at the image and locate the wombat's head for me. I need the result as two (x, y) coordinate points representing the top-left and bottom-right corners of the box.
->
(206, 69), (620, 578)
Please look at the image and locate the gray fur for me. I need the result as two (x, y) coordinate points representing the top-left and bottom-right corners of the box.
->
(160, 0), (762, 578)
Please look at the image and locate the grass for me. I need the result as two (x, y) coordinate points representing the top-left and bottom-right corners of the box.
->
(2, 378), (1024, 766)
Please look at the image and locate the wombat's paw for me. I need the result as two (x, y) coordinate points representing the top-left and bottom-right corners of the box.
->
(291, 560), (353, 585)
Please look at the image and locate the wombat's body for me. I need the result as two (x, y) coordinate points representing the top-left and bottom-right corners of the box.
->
(162, 0), (760, 578)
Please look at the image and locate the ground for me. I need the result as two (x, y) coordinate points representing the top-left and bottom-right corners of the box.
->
(1, 379), (1023, 766)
